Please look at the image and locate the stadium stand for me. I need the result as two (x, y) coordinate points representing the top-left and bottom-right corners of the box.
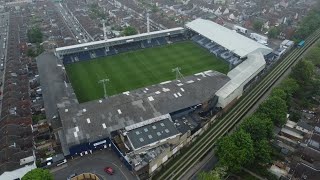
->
(55, 28), (185, 64)
(57, 19), (272, 68)
(94, 48), (106, 57)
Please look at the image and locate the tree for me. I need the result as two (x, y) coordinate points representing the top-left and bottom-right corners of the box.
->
(271, 87), (287, 100)
(253, 20), (263, 31)
(122, 26), (138, 36)
(240, 116), (274, 141)
(254, 139), (272, 164)
(279, 78), (300, 96)
(294, 10), (320, 40)
(257, 96), (287, 126)
(304, 46), (320, 66)
(268, 27), (280, 38)
(89, 3), (106, 20)
(216, 129), (254, 172)
(22, 168), (54, 180)
(27, 26), (43, 43)
(291, 60), (315, 85)
(198, 167), (227, 180)
(27, 49), (35, 57)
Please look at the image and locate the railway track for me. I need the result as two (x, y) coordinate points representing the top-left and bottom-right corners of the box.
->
(155, 29), (320, 180)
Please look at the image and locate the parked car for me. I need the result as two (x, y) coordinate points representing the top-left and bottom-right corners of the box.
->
(104, 167), (114, 175)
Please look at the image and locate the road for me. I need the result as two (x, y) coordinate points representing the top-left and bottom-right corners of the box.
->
(0, 12), (9, 116)
(52, 149), (137, 180)
(55, 3), (92, 43)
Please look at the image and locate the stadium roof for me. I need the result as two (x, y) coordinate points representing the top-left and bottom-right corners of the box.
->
(186, 19), (272, 58)
(126, 114), (181, 151)
(58, 70), (230, 148)
(55, 27), (184, 53)
(215, 51), (266, 106)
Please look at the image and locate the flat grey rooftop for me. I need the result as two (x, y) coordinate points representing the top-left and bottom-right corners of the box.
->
(126, 116), (180, 150)
(36, 52), (78, 127)
(59, 70), (230, 148)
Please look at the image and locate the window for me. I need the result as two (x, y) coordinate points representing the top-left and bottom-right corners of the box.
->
(139, 138), (144, 142)
(135, 131), (140, 135)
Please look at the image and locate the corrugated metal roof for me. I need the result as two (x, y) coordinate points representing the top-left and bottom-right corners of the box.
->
(55, 27), (184, 52)
(186, 19), (272, 58)
(215, 52), (266, 99)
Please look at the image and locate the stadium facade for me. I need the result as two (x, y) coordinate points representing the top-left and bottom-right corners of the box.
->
(45, 18), (273, 179)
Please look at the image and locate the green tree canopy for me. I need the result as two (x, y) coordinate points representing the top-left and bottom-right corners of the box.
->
(294, 9), (320, 40)
(198, 167), (227, 180)
(22, 168), (54, 180)
(122, 26), (138, 36)
(253, 20), (263, 31)
(217, 129), (254, 172)
(304, 45), (320, 66)
(279, 78), (300, 96)
(268, 27), (280, 38)
(271, 87), (287, 100)
(257, 96), (287, 126)
(89, 3), (106, 19)
(254, 139), (272, 164)
(240, 116), (274, 141)
(27, 26), (43, 43)
(291, 60), (315, 85)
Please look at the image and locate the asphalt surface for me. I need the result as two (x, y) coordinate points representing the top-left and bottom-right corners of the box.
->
(52, 149), (137, 180)
(56, 3), (91, 43)
(0, 12), (9, 114)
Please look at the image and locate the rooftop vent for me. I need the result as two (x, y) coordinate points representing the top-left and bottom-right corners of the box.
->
(148, 96), (154, 101)
(102, 123), (106, 129)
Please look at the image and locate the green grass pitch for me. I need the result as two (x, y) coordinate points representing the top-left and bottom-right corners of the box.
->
(65, 41), (229, 103)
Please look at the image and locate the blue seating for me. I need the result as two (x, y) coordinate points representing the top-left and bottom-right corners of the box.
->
(63, 55), (73, 64)
(142, 39), (157, 48)
(77, 52), (91, 61)
(155, 37), (168, 45)
(106, 48), (116, 56)
(191, 35), (202, 41)
(169, 35), (186, 42)
(95, 48), (106, 57)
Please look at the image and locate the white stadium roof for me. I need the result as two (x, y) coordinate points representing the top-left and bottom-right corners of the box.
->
(186, 19), (272, 58)
(55, 27), (184, 52)
(215, 52), (266, 108)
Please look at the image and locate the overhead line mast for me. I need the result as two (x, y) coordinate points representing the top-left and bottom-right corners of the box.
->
(172, 67), (184, 80)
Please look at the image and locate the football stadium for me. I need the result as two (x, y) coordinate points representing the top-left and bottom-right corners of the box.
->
(50, 18), (273, 178)
(65, 41), (229, 102)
